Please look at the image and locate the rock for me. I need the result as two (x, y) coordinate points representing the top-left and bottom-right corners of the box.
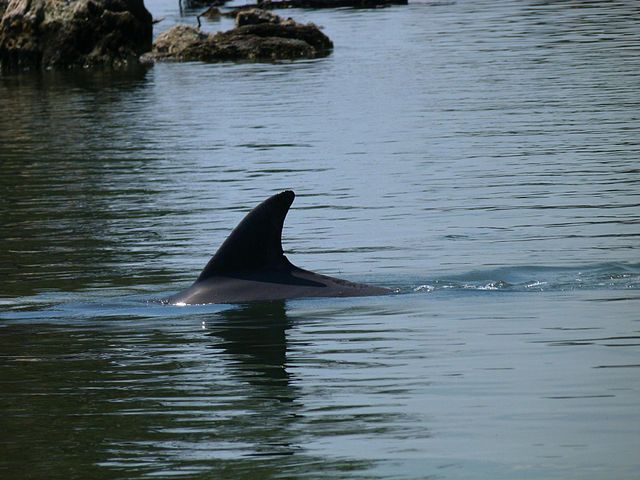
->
(147, 9), (332, 63)
(229, 20), (332, 54)
(235, 8), (285, 27)
(149, 24), (219, 62)
(199, 6), (221, 19)
(0, 0), (153, 72)
(215, 32), (318, 62)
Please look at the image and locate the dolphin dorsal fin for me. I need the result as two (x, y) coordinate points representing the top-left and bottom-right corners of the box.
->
(196, 190), (295, 281)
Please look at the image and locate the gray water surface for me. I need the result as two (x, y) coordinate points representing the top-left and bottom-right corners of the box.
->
(1, 1), (639, 479)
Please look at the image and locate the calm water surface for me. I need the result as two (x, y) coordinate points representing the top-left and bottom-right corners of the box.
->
(1, 1), (639, 478)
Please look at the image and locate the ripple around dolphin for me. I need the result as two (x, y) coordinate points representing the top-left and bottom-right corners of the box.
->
(407, 262), (640, 294)
(1, 263), (638, 322)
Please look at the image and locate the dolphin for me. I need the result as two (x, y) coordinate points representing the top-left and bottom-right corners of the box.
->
(165, 190), (391, 304)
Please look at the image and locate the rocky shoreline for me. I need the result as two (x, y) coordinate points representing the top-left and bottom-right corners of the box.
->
(0, 0), (405, 72)
(145, 9), (333, 63)
(0, 0), (152, 71)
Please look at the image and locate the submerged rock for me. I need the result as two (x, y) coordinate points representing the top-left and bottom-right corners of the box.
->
(0, 0), (153, 72)
(147, 9), (332, 63)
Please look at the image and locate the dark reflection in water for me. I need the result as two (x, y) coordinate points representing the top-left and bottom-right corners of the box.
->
(0, 305), (380, 479)
(0, 68), (180, 299)
(202, 301), (303, 459)
(0, 323), (125, 480)
(0, 67), (152, 157)
(207, 301), (293, 396)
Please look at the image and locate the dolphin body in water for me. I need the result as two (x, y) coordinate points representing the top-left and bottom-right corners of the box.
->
(165, 190), (391, 304)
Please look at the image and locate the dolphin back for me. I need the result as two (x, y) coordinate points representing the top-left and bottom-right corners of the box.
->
(166, 190), (391, 304)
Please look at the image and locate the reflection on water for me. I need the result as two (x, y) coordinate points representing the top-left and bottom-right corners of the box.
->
(203, 301), (302, 460)
(0, 68), (180, 298)
(209, 301), (293, 388)
(1, 293), (638, 479)
(1, 0), (640, 478)
(0, 302), (383, 478)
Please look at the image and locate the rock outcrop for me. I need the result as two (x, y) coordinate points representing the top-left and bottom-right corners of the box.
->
(148, 9), (332, 63)
(0, 0), (153, 71)
(235, 8), (283, 27)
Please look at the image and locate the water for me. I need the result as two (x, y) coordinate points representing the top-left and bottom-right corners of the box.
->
(1, 0), (639, 478)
